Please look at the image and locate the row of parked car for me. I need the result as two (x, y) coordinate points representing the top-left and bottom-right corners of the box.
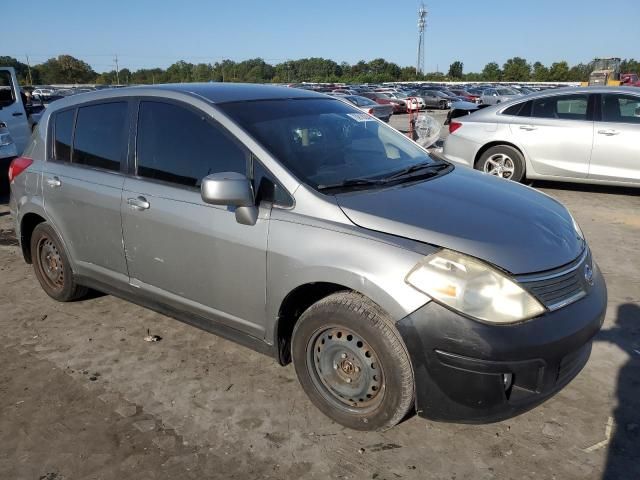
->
(292, 83), (566, 124)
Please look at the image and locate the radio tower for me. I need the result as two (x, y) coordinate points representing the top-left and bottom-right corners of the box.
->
(416, 3), (427, 75)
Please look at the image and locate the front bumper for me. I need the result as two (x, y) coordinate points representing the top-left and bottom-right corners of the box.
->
(397, 265), (606, 423)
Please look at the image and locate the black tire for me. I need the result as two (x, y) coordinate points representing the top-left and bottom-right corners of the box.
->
(30, 223), (88, 302)
(291, 291), (414, 431)
(476, 144), (526, 182)
(439, 100), (447, 110)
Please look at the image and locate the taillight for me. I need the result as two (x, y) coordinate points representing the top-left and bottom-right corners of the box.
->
(8, 156), (33, 183)
(367, 108), (375, 114)
(449, 122), (463, 134)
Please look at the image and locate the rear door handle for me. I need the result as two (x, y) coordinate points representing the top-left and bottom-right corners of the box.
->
(127, 196), (150, 211)
(12, 112), (24, 117)
(46, 176), (61, 188)
(597, 129), (620, 136)
(519, 125), (537, 131)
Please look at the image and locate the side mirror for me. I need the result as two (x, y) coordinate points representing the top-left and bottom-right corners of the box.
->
(201, 172), (258, 226)
(493, 93), (498, 97)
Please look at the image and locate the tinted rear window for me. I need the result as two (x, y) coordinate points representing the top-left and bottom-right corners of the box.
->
(73, 102), (127, 171)
(502, 101), (532, 117)
(54, 109), (74, 162)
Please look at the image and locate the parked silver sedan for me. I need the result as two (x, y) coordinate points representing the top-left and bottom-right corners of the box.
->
(480, 87), (522, 105)
(443, 86), (640, 187)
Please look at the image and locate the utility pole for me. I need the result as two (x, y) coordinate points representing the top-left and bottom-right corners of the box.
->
(25, 54), (34, 85)
(114, 54), (120, 85)
(416, 3), (427, 76)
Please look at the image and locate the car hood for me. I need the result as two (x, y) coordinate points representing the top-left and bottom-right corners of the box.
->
(336, 167), (584, 275)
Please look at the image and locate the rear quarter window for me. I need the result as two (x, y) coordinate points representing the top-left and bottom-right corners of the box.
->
(54, 109), (75, 162)
(73, 102), (128, 171)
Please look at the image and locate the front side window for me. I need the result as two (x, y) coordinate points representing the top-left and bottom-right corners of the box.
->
(532, 94), (588, 120)
(73, 102), (127, 171)
(54, 109), (74, 162)
(136, 101), (247, 188)
(601, 94), (640, 124)
(220, 98), (445, 190)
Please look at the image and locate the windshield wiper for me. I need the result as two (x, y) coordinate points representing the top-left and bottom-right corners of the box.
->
(385, 161), (450, 180)
(317, 177), (387, 192)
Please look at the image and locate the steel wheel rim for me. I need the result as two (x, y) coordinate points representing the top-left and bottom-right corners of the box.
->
(484, 153), (515, 179)
(37, 236), (64, 290)
(307, 326), (385, 414)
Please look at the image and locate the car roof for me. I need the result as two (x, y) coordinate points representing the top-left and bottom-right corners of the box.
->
(44, 82), (326, 110)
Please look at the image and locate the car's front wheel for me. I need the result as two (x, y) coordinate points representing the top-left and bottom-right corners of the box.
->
(30, 223), (88, 302)
(291, 291), (415, 431)
(476, 145), (525, 182)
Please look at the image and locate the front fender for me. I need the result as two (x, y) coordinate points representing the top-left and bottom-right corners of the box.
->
(265, 214), (432, 343)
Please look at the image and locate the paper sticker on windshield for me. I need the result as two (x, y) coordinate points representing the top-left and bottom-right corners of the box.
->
(347, 113), (375, 122)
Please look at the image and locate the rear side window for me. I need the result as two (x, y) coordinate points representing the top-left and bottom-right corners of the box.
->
(136, 101), (247, 188)
(532, 94), (588, 121)
(601, 94), (640, 124)
(73, 102), (127, 171)
(502, 100), (532, 117)
(54, 109), (74, 162)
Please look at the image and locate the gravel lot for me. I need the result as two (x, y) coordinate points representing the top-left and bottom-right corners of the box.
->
(0, 149), (638, 478)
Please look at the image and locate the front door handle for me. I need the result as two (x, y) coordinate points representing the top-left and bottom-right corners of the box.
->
(46, 176), (61, 188)
(127, 196), (150, 211)
(519, 125), (537, 131)
(12, 112), (24, 117)
(597, 129), (620, 136)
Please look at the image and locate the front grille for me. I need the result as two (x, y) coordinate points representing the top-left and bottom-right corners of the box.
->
(517, 249), (590, 311)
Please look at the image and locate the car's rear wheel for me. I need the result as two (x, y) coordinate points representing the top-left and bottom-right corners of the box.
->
(291, 291), (414, 431)
(31, 223), (88, 302)
(476, 145), (525, 182)
(439, 100), (447, 110)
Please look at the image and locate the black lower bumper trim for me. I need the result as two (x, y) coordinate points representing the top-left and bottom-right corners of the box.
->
(397, 266), (606, 423)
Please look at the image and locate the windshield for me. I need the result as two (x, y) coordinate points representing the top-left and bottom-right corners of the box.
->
(220, 98), (442, 190)
(497, 88), (517, 95)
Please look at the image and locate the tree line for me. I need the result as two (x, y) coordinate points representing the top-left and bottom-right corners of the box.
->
(2, 54), (639, 85)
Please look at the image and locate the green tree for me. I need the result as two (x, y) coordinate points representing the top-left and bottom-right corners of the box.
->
(548, 61), (570, 82)
(35, 55), (96, 84)
(531, 61), (549, 81)
(620, 58), (640, 74)
(568, 63), (591, 82)
(502, 57), (530, 81)
(448, 61), (463, 79)
(481, 62), (502, 81)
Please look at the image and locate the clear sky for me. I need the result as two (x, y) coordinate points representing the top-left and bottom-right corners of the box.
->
(3, 0), (639, 73)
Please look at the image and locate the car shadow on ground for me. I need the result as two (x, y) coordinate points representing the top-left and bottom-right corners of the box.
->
(598, 303), (640, 479)
(530, 180), (640, 196)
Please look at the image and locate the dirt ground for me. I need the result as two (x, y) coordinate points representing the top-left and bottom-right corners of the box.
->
(0, 179), (638, 480)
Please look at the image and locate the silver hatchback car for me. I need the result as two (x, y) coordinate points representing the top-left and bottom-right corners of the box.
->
(9, 84), (606, 431)
(444, 86), (640, 187)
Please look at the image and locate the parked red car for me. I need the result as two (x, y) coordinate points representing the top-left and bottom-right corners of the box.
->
(448, 89), (480, 103)
(621, 73), (640, 87)
(360, 92), (406, 113)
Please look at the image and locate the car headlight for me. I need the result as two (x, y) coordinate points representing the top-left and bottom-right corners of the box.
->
(570, 213), (584, 241)
(405, 249), (545, 324)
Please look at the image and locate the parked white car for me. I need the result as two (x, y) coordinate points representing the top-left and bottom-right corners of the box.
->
(443, 86), (640, 187)
(32, 88), (55, 99)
